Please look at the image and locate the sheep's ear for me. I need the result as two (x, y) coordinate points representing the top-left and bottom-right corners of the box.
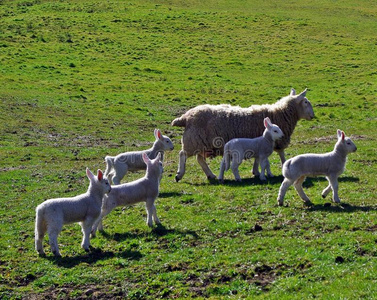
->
(86, 168), (95, 181)
(97, 169), (103, 181)
(142, 152), (150, 165)
(298, 88), (307, 98)
(290, 88), (296, 96)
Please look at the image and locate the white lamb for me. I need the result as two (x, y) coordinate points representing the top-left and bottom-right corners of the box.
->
(277, 129), (357, 206)
(104, 129), (174, 185)
(91, 152), (163, 236)
(35, 168), (111, 257)
(218, 117), (284, 182)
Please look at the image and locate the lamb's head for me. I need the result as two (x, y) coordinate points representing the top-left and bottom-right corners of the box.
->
(154, 129), (174, 151)
(143, 152), (164, 179)
(86, 168), (111, 194)
(264, 117), (284, 141)
(335, 129), (357, 154)
(291, 88), (315, 121)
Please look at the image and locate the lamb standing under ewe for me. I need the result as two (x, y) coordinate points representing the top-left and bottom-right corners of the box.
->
(218, 117), (284, 182)
(35, 168), (111, 257)
(277, 129), (357, 206)
(172, 88), (314, 181)
(91, 153), (163, 236)
(104, 129), (173, 185)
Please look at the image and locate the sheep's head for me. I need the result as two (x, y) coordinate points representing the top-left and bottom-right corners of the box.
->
(292, 88), (315, 121)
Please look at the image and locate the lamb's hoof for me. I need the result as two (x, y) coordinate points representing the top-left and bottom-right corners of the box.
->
(175, 175), (181, 182)
(218, 179), (224, 184)
(277, 199), (284, 206)
(52, 251), (62, 258)
(84, 248), (90, 253)
(321, 194), (327, 199)
(304, 201), (313, 207)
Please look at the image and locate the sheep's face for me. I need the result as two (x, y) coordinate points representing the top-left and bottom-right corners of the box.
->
(298, 97), (315, 120)
(162, 136), (174, 151)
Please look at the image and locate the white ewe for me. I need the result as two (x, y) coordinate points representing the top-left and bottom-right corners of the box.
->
(91, 152), (163, 236)
(172, 88), (314, 181)
(104, 129), (173, 185)
(35, 169), (111, 257)
(277, 129), (357, 206)
(218, 117), (284, 182)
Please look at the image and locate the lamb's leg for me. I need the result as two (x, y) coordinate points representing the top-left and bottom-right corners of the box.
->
(277, 178), (292, 206)
(175, 150), (187, 182)
(91, 200), (115, 236)
(145, 199), (157, 227)
(294, 176), (311, 204)
(48, 225), (62, 257)
(252, 158), (260, 177)
(266, 159), (274, 178)
(259, 158), (268, 181)
(112, 163), (127, 185)
(81, 219), (94, 252)
(230, 159), (242, 182)
(197, 154), (216, 180)
(321, 182), (332, 199)
(35, 215), (46, 255)
(151, 201), (161, 225)
(327, 175), (340, 203)
(218, 157), (226, 183)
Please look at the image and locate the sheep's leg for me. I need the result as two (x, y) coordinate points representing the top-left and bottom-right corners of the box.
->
(252, 158), (260, 177)
(81, 219), (94, 252)
(259, 158), (268, 181)
(327, 175), (340, 203)
(47, 224), (62, 257)
(277, 150), (286, 164)
(294, 176), (311, 204)
(175, 150), (187, 182)
(230, 159), (242, 182)
(277, 178), (292, 206)
(197, 154), (216, 180)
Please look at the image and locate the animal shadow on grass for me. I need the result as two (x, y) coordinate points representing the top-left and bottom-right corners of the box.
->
(302, 176), (359, 188)
(307, 202), (377, 213)
(46, 247), (142, 268)
(100, 224), (200, 243)
(218, 175), (285, 187)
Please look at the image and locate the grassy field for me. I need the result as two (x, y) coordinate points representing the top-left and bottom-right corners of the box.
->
(1, 0), (377, 298)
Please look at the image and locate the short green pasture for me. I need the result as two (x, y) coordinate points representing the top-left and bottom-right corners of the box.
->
(0, 0), (376, 298)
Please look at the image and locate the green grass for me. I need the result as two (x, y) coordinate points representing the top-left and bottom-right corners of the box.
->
(1, 0), (377, 298)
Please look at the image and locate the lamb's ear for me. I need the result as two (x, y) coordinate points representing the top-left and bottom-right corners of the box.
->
(341, 131), (345, 141)
(97, 169), (103, 181)
(337, 129), (342, 139)
(154, 129), (162, 140)
(290, 88), (296, 96)
(142, 152), (150, 165)
(263, 117), (271, 129)
(86, 168), (95, 181)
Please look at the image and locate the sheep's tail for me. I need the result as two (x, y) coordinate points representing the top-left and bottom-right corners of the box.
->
(104, 156), (114, 177)
(171, 116), (186, 127)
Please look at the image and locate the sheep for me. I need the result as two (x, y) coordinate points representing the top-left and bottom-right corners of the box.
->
(91, 152), (163, 236)
(35, 168), (111, 257)
(277, 129), (357, 206)
(218, 117), (284, 182)
(104, 129), (173, 185)
(171, 88), (314, 182)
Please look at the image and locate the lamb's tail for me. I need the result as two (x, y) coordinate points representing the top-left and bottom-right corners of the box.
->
(35, 206), (46, 252)
(224, 144), (231, 171)
(171, 116), (187, 127)
(281, 159), (292, 178)
(104, 156), (115, 177)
